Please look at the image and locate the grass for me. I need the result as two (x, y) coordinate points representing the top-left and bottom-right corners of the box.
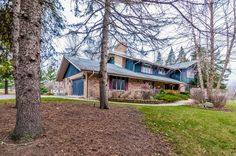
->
(0, 97), (98, 104)
(138, 102), (236, 156)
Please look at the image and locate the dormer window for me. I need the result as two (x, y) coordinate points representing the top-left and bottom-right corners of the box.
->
(141, 64), (153, 74)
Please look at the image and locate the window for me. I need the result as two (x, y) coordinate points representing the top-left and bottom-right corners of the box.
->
(111, 77), (126, 90)
(141, 64), (153, 74)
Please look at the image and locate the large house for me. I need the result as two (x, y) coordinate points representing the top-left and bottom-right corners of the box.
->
(56, 43), (197, 98)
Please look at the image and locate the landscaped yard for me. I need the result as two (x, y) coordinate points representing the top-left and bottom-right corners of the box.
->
(138, 102), (236, 156)
(0, 98), (236, 155)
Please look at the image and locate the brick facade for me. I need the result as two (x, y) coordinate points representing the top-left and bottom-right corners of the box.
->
(61, 73), (182, 99)
(87, 74), (100, 98)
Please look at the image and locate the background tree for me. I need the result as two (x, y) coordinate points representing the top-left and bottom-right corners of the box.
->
(166, 47), (176, 65)
(0, 57), (13, 94)
(156, 51), (164, 65)
(171, 0), (236, 101)
(0, 1), (13, 94)
(176, 46), (187, 63)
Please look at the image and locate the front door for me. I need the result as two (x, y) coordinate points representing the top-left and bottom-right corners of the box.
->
(72, 78), (84, 96)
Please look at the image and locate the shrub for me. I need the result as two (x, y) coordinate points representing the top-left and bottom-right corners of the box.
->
(40, 85), (48, 94)
(154, 90), (190, 102)
(120, 91), (131, 99)
(111, 91), (124, 98)
(190, 89), (206, 103)
(210, 90), (227, 108)
(180, 92), (190, 96)
(140, 83), (156, 100)
(154, 94), (182, 102)
(160, 89), (166, 94)
(166, 90), (179, 95)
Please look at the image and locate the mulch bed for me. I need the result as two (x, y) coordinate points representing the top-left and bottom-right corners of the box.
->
(0, 103), (172, 156)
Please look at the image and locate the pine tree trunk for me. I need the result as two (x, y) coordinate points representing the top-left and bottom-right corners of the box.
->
(4, 80), (8, 94)
(99, 0), (110, 109)
(13, 0), (42, 139)
(12, 0), (21, 108)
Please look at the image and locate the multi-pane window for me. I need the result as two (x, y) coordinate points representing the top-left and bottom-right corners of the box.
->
(112, 77), (126, 90)
(141, 64), (153, 74)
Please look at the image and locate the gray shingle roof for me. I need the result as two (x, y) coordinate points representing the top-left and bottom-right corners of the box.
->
(65, 56), (184, 84)
(167, 61), (197, 69)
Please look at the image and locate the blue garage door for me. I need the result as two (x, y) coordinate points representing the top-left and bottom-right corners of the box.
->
(72, 79), (84, 96)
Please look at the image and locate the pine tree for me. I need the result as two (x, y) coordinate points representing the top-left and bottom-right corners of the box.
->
(156, 51), (163, 65)
(12, 0), (43, 140)
(166, 48), (176, 65)
(176, 47), (187, 63)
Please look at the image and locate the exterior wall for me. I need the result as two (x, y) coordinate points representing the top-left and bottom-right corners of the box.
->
(128, 78), (144, 90)
(87, 73), (100, 98)
(62, 72), (185, 99)
(114, 43), (128, 53)
(180, 68), (195, 83)
(113, 43), (128, 67)
(61, 78), (72, 95)
(60, 72), (85, 96)
(114, 55), (125, 67)
(155, 81), (166, 89)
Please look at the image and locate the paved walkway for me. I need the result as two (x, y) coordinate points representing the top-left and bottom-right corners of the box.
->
(0, 94), (194, 107)
(56, 96), (195, 107)
(110, 99), (195, 107)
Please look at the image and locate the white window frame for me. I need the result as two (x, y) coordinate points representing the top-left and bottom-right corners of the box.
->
(141, 64), (153, 74)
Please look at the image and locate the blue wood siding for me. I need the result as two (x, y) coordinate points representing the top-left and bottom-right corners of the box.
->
(72, 78), (84, 96)
(134, 61), (141, 72)
(64, 63), (80, 78)
(108, 57), (114, 64)
(170, 71), (181, 81)
(180, 68), (195, 83)
(125, 58), (134, 71)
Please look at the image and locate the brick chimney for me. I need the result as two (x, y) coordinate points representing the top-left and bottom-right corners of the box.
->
(113, 43), (127, 67)
(114, 43), (128, 54)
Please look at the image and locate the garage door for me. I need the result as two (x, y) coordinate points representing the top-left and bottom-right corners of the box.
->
(72, 78), (84, 96)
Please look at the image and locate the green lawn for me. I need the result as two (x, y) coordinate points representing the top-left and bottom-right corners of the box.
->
(138, 102), (236, 156)
(0, 97), (98, 104)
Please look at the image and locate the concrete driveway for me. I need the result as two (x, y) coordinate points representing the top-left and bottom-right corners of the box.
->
(0, 94), (15, 99)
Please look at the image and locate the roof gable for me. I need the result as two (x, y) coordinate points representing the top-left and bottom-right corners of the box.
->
(63, 63), (80, 78)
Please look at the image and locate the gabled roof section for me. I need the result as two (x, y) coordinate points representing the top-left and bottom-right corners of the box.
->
(56, 56), (81, 81)
(167, 61), (197, 69)
(57, 56), (185, 84)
